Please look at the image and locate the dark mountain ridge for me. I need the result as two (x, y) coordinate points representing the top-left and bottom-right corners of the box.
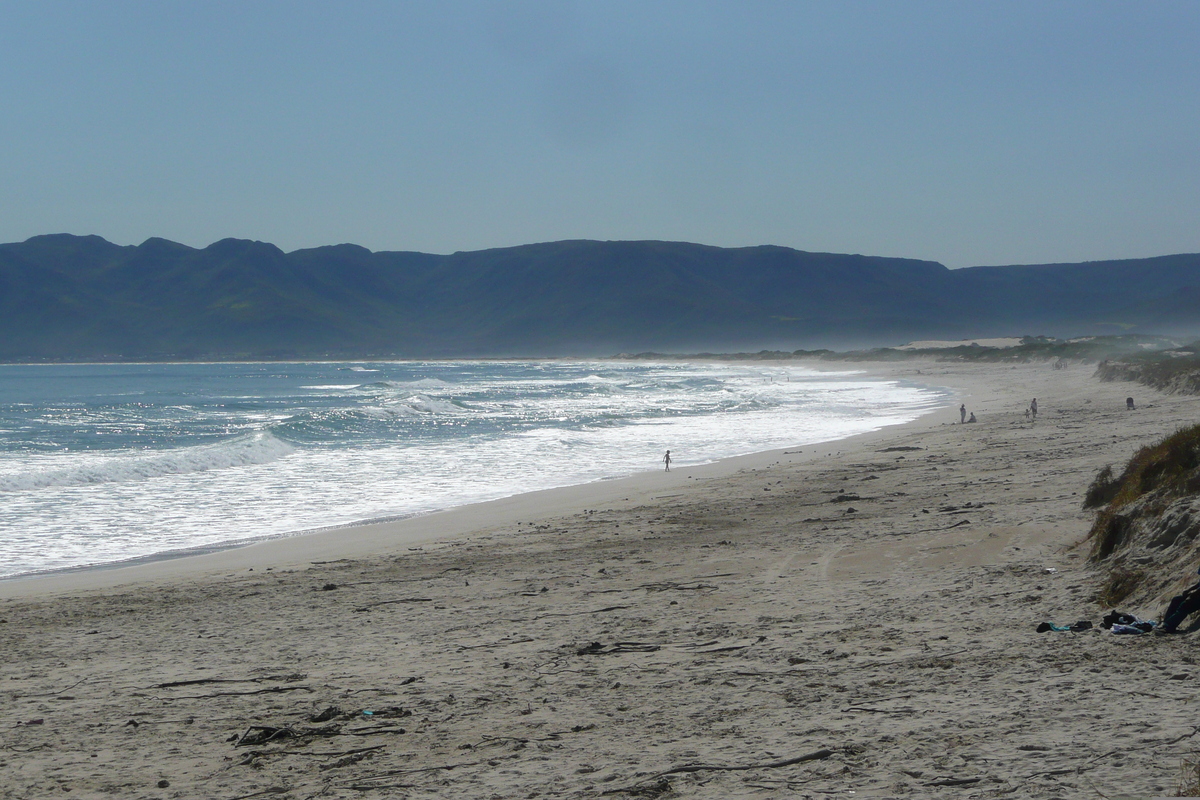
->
(1, 233), (1197, 360)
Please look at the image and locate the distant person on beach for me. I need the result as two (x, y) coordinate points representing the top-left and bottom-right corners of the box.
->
(967, 412), (977, 423)
(960, 404), (966, 424)
(1127, 397), (1136, 410)
(1030, 398), (1038, 418)
(663, 450), (671, 471)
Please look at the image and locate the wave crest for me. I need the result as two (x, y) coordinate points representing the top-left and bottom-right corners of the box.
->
(0, 432), (296, 492)
(359, 395), (466, 418)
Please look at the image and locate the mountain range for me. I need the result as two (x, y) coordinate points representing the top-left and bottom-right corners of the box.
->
(1, 233), (1198, 360)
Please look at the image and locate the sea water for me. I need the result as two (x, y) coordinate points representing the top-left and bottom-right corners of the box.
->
(0, 361), (946, 578)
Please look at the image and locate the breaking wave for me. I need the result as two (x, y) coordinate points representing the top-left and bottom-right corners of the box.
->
(0, 431), (296, 492)
(0, 360), (949, 578)
(359, 395), (466, 418)
(361, 378), (455, 392)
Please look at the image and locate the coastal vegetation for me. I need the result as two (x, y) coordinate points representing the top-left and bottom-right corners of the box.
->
(1095, 343), (1200, 395)
(621, 334), (1188, 366)
(1086, 423), (1200, 608)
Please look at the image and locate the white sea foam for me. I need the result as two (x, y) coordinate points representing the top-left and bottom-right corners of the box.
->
(0, 361), (946, 578)
(360, 405), (413, 419)
(368, 378), (454, 391)
(0, 432), (295, 492)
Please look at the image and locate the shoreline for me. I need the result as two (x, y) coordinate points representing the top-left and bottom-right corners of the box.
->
(12, 359), (1200, 797)
(0, 362), (961, 598)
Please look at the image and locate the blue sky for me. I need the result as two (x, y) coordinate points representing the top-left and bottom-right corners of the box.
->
(1, 1), (1197, 267)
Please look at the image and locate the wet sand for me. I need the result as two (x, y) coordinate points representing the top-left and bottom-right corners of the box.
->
(3, 360), (1199, 799)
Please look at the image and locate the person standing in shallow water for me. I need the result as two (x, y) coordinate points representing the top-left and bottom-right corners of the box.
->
(663, 450), (671, 471)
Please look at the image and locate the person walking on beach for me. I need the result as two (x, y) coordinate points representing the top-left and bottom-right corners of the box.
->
(960, 404), (967, 424)
(663, 450), (672, 471)
(1030, 398), (1038, 419)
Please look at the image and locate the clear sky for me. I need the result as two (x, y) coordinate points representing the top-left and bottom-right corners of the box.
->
(2, 1), (1197, 268)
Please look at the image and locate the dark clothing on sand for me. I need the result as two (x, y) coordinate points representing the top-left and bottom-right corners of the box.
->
(1162, 579), (1200, 632)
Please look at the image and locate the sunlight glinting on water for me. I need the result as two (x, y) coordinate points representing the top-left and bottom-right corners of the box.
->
(0, 361), (947, 576)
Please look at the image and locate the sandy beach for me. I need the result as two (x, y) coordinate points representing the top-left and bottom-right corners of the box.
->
(4, 359), (1200, 799)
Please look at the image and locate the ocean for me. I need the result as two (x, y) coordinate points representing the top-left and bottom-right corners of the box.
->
(0, 360), (947, 578)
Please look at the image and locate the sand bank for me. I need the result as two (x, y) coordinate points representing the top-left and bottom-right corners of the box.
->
(3, 360), (1200, 799)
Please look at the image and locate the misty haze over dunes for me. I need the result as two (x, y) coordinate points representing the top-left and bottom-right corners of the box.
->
(3, 234), (1198, 361)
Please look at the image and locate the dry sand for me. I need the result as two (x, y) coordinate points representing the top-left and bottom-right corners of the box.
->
(3, 360), (1200, 799)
